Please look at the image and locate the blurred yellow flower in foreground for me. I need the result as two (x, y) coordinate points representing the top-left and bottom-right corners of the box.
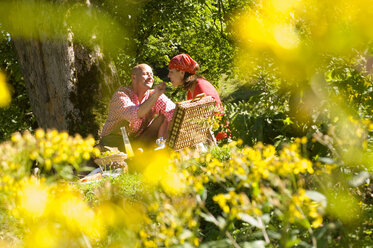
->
(0, 72), (11, 107)
(23, 223), (59, 248)
(142, 151), (186, 195)
(160, 166), (186, 195)
(50, 185), (104, 239)
(270, 0), (301, 13)
(233, 0), (373, 81)
(13, 180), (105, 246)
(234, 0), (301, 59)
(18, 178), (48, 218)
(273, 24), (300, 50)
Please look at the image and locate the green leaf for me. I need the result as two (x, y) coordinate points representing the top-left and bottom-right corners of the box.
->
(237, 213), (263, 228)
(217, 216), (226, 229)
(349, 171), (370, 187)
(240, 240), (266, 248)
(199, 239), (231, 248)
(306, 190), (327, 208)
(179, 229), (193, 240)
(282, 117), (293, 125)
(200, 212), (217, 225)
(317, 157), (336, 164)
(286, 238), (301, 247)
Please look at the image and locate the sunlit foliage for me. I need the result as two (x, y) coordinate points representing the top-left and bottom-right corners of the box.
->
(0, 1), (127, 55)
(234, 0), (373, 78)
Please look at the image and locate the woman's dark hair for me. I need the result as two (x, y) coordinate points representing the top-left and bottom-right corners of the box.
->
(182, 64), (205, 90)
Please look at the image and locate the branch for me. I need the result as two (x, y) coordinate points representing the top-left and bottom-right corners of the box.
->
(257, 217), (270, 244)
(225, 231), (242, 248)
(203, 1), (229, 42)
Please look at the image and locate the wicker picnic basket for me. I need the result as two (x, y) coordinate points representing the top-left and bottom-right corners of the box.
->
(167, 94), (216, 150)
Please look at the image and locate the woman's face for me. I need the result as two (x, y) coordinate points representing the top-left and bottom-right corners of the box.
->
(168, 69), (185, 87)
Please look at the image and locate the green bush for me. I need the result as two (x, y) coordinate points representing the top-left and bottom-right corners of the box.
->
(0, 31), (37, 142)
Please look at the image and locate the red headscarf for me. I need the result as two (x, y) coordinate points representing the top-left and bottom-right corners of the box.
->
(168, 54), (199, 74)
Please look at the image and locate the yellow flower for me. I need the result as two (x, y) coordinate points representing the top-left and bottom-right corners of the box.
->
(18, 179), (48, 218)
(23, 223), (59, 248)
(253, 208), (263, 216)
(139, 230), (148, 238)
(44, 148), (54, 157)
(144, 240), (157, 247)
(44, 159), (52, 171)
(223, 205), (230, 213)
(93, 147), (101, 157)
(86, 136), (96, 146)
(54, 190), (103, 239)
(193, 238), (200, 247)
(160, 169), (186, 195)
(35, 129), (45, 139)
(188, 219), (197, 228)
(194, 181), (204, 193)
(29, 151), (39, 160)
(11, 132), (22, 143)
(206, 153), (212, 163)
(311, 216), (323, 228)
(0, 72), (11, 107)
(229, 140), (238, 148)
(46, 129), (58, 140)
(213, 122), (219, 130)
(82, 151), (90, 160)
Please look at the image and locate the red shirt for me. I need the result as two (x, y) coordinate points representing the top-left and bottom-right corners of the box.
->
(101, 86), (175, 137)
(187, 78), (224, 114)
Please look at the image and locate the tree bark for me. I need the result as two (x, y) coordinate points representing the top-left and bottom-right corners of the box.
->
(12, 3), (120, 138)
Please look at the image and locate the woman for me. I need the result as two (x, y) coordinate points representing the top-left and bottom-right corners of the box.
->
(168, 53), (224, 114)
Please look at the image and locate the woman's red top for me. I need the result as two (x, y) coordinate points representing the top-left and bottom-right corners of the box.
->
(187, 78), (224, 115)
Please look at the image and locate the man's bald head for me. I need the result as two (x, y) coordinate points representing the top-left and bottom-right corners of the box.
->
(131, 64), (154, 91)
(131, 64), (152, 76)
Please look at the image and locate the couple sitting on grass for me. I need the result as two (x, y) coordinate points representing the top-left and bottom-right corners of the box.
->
(99, 54), (223, 152)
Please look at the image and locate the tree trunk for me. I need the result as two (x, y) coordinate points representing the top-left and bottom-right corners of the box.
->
(12, 3), (120, 138)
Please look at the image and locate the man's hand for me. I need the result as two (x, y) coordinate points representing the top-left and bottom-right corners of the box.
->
(137, 82), (166, 118)
(154, 82), (166, 96)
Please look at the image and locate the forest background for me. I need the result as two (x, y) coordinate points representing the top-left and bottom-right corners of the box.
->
(0, 0), (373, 247)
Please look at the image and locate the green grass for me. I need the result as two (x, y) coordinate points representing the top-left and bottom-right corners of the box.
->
(0, 206), (23, 247)
(77, 172), (144, 206)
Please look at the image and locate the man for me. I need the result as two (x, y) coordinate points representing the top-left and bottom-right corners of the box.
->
(100, 64), (175, 151)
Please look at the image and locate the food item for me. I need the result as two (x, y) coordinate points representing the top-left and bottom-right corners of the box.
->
(80, 172), (102, 182)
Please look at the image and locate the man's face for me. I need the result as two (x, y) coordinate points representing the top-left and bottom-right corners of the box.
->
(168, 68), (184, 87)
(133, 65), (154, 90)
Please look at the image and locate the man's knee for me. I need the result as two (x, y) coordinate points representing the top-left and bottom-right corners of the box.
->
(137, 115), (165, 146)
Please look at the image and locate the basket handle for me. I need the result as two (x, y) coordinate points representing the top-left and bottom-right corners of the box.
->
(191, 93), (205, 102)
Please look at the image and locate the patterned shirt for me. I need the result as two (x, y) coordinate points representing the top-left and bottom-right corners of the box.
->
(100, 86), (175, 137)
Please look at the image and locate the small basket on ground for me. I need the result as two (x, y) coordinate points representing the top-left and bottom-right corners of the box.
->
(94, 152), (128, 171)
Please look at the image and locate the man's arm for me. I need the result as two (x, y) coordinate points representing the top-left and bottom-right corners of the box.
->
(137, 82), (166, 119)
(157, 118), (170, 139)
